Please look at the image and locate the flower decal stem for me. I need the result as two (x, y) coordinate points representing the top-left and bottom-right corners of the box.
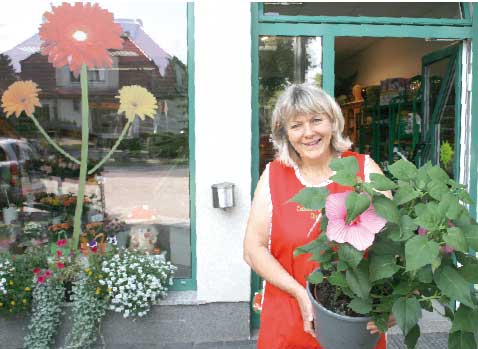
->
(72, 64), (90, 250)
(29, 115), (80, 165)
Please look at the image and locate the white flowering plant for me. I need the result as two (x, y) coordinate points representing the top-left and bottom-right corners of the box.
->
(99, 250), (176, 318)
(0, 257), (14, 296)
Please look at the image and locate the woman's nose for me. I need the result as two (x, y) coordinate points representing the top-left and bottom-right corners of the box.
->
(303, 122), (314, 136)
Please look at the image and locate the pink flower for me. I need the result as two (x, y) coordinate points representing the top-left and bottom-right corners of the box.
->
(37, 276), (45, 284)
(417, 227), (428, 236)
(325, 192), (387, 251)
(56, 250), (62, 257)
(442, 245), (455, 254)
(33, 267), (41, 275)
(56, 239), (67, 247)
(44, 270), (53, 278)
(56, 262), (65, 269)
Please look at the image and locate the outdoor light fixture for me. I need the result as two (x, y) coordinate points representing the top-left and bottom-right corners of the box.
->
(211, 182), (235, 209)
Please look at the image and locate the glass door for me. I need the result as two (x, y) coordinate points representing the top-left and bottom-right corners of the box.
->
(420, 43), (461, 178)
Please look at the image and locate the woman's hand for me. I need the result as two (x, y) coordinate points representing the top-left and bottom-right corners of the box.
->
(295, 287), (316, 338)
(366, 314), (396, 334)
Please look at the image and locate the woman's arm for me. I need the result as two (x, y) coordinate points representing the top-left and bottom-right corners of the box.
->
(243, 169), (315, 338)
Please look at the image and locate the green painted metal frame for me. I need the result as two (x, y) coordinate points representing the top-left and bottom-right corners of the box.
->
(421, 45), (460, 166)
(170, 2), (196, 291)
(470, 3), (478, 220)
(249, 1), (475, 329)
(258, 2), (472, 26)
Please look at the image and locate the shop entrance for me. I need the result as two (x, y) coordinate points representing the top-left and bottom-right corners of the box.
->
(335, 37), (462, 178)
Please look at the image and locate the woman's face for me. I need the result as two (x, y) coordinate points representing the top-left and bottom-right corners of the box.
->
(286, 112), (333, 164)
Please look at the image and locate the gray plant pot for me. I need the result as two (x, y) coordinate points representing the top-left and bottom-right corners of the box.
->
(306, 281), (380, 349)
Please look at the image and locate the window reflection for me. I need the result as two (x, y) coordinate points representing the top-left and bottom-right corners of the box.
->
(0, 3), (191, 279)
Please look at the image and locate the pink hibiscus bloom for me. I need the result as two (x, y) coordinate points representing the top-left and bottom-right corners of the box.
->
(325, 192), (387, 251)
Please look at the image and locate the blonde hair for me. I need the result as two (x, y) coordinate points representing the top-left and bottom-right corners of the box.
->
(271, 83), (352, 167)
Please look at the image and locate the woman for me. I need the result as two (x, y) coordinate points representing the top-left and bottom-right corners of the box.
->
(243, 84), (393, 349)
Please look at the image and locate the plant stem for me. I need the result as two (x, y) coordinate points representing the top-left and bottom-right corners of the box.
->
(29, 114), (80, 164)
(88, 120), (131, 175)
(72, 64), (89, 251)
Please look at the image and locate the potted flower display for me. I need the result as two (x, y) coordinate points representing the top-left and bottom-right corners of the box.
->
(292, 156), (478, 349)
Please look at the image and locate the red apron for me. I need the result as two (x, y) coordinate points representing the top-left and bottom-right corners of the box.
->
(257, 151), (386, 349)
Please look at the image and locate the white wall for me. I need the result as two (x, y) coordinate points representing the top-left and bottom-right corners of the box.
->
(194, 2), (252, 302)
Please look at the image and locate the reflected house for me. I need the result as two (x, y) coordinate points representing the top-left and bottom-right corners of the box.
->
(5, 19), (187, 144)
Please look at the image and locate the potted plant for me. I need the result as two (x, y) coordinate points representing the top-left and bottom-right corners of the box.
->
(292, 157), (478, 349)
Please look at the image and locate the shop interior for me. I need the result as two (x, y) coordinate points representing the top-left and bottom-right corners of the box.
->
(335, 37), (459, 176)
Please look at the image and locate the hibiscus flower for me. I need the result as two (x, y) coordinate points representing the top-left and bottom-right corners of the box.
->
(325, 191), (387, 251)
(116, 85), (158, 121)
(39, 2), (123, 76)
(1, 81), (41, 117)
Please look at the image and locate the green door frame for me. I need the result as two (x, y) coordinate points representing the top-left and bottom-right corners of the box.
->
(250, 2), (477, 330)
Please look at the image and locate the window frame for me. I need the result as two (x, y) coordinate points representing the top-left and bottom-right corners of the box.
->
(259, 2), (472, 26)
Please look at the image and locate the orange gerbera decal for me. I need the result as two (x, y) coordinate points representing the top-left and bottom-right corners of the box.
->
(1, 81), (41, 117)
(39, 2), (123, 76)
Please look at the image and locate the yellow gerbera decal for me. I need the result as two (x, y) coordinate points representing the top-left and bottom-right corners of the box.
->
(116, 85), (158, 121)
(1, 81), (42, 117)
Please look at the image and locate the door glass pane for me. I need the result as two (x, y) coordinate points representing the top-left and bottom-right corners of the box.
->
(0, 2), (191, 278)
(258, 36), (322, 173)
(437, 80), (456, 178)
(264, 2), (463, 19)
(425, 58), (450, 132)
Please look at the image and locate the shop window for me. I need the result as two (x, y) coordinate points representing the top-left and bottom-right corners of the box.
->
(0, 2), (191, 280)
(264, 2), (464, 19)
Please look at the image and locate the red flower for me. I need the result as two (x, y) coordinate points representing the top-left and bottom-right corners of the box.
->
(90, 246), (98, 254)
(56, 262), (65, 269)
(56, 250), (62, 257)
(37, 276), (45, 284)
(33, 267), (41, 275)
(44, 270), (53, 278)
(39, 3), (123, 76)
(56, 239), (67, 247)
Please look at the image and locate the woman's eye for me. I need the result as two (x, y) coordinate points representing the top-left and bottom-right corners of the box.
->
(313, 118), (322, 123)
(290, 124), (300, 129)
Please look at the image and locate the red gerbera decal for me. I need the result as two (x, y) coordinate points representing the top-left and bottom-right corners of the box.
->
(39, 2), (123, 76)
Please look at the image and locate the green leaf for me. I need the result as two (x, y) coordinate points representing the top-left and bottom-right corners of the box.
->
(294, 235), (329, 257)
(310, 249), (334, 264)
(462, 224), (478, 250)
(330, 156), (359, 175)
(362, 182), (376, 196)
(393, 183), (420, 205)
(388, 159), (418, 181)
(414, 203), (427, 216)
(438, 194), (463, 220)
(336, 260), (348, 272)
(330, 172), (357, 187)
(338, 243), (364, 269)
(458, 259), (478, 283)
(288, 187), (329, 211)
(320, 212), (328, 232)
(431, 255), (442, 273)
(371, 313), (390, 333)
(404, 324), (420, 349)
(372, 195), (399, 224)
(416, 162), (432, 190)
(434, 266), (475, 308)
(389, 215), (418, 242)
(370, 228), (403, 255)
(416, 265), (433, 284)
(448, 331), (477, 349)
(405, 236), (440, 272)
(413, 203), (444, 232)
(427, 166), (450, 183)
(369, 173), (398, 191)
(427, 180), (449, 201)
(392, 297), (422, 336)
(348, 297), (373, 315)
(451, 305), (478, 333)
(369, 254), (400, 282)
(308, 270), (324, 285)
(444, 227), (468, 253)
(345, 192), (370, 224)
(328, 271), (348, 288)
(392, 281), (415, 296)
(346, 262), (371, 299)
